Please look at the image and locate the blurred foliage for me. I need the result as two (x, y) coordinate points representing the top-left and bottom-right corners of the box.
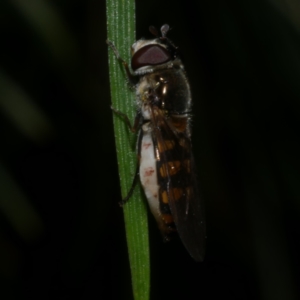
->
(0, 0), (299, 299)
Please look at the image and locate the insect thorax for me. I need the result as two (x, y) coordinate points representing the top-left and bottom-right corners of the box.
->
(136, 62), (192, 121)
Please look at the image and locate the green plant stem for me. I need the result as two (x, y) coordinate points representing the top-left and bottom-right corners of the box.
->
(106, 1), (150, 300)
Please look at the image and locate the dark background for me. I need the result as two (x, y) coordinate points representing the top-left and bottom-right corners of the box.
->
(0, 0), (299, 299)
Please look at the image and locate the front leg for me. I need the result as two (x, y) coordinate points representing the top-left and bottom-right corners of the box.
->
(106, 39), (138, 87)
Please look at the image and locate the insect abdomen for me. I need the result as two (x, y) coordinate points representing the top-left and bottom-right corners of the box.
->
(139, 123), (176, 237)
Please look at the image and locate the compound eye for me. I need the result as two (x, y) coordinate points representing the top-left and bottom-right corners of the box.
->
(131, 44), (171, 70)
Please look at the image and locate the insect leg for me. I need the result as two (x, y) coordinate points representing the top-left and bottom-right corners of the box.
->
(110, 110), (143, 205)
(111, 107), (142, 133)
(119, 128), (143, 206)
(106, 39), (137, 86)
(119, 164), (140, 206)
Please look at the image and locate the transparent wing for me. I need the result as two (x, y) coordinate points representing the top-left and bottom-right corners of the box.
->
(151, 106), (206, 261)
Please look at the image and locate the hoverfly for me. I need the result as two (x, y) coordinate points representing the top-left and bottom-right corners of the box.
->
(107, 24), (205, 261)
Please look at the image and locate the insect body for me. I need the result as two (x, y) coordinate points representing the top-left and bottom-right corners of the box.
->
(108, 24), (205, 261)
